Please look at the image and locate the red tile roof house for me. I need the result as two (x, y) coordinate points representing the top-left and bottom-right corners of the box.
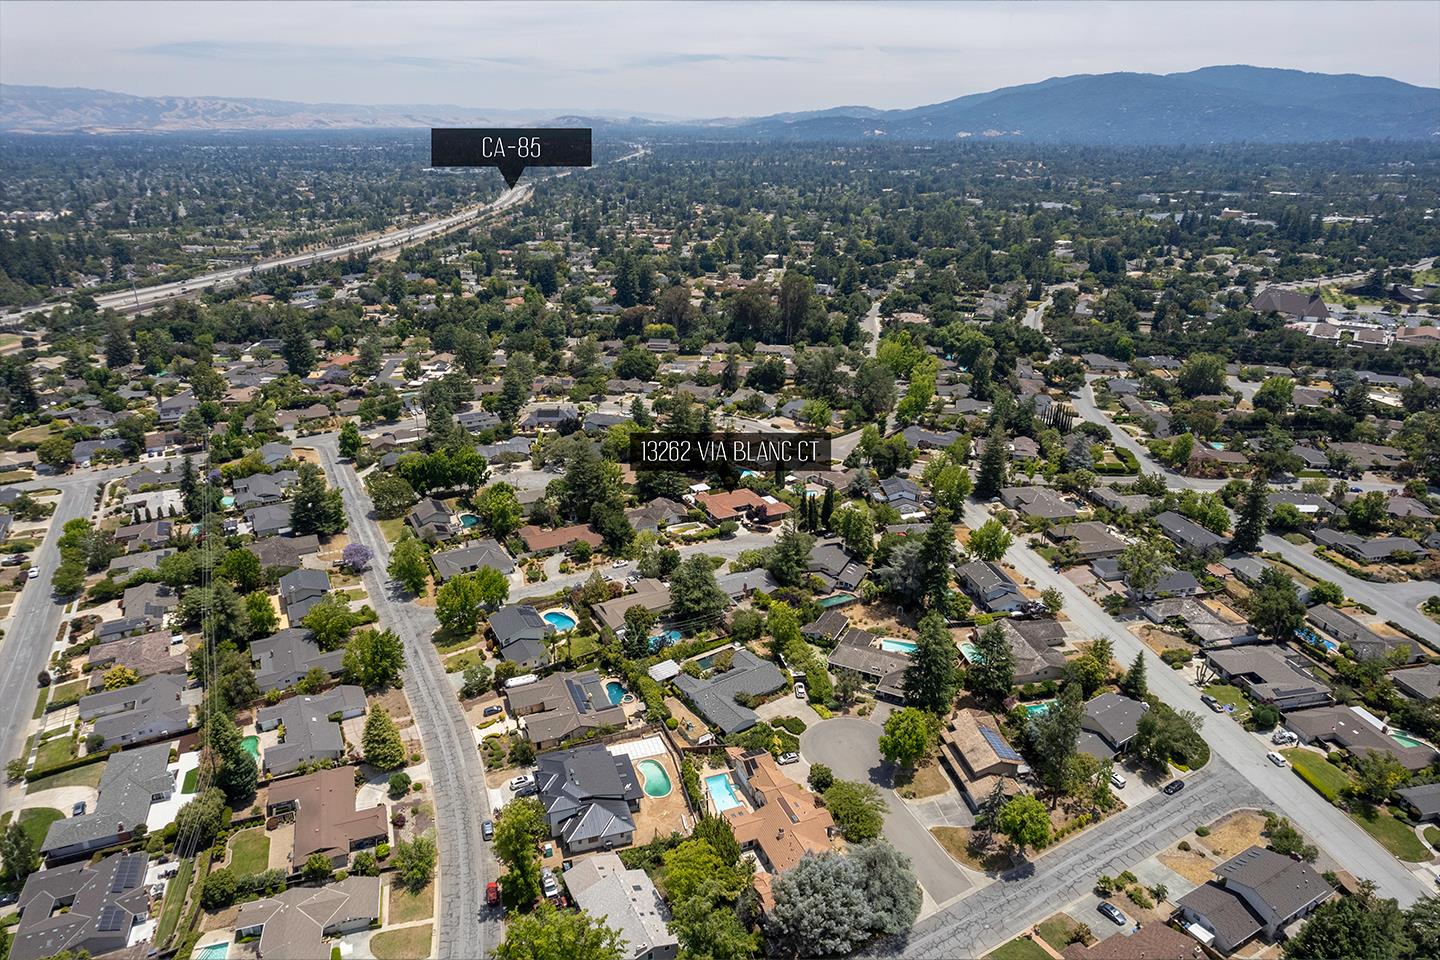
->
(519, 523), (604, 555)
(695, 488), (792, 525)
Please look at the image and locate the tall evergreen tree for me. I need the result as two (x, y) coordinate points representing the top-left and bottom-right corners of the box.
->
(919, 508), (956, 609)
(975, 427), (1008, 499)
(1230, 472), (1270, 553)
(903, 612), (959, 714)
(208, 708), (258, 805)
(1120, 651), (1147, 699)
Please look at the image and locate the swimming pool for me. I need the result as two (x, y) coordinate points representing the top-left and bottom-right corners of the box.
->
(460, 514), (480, 528)
(1024, 701), (1053, 717)
(543, 610), (577, 631)
(705, 773), (743, 813)
(880, 637), (917, 654)
(1391, 732), (1426, 748)
(959, 642), (983, 663)
(650, 629), (682, 650)
(241, 736), (259, 759)
(194, 944), (227, 960)
(605, 680), (627, 705)
(636, 759), (673, 798)
(817, 593), (857, 608)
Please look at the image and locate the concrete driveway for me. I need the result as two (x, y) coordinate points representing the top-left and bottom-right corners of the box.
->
(801, 717), (973, 909)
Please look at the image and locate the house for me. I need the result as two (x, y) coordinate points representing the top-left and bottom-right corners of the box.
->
(1268, 490), (1335, 518)
(1306, 605), (1422, 664)
(1142, 598), (1258, 648)
(251, 627), (346, 693)
(1313, 529), (1427, 564)
(1283, 705), (1436, 772)
(1177, 846), (1331, 954)
(432, 539), (515, 580)
(535, 744), (642, 852)
(996, 618), (1068, 684)
(157, 391), (198, 423)
(114, 519), (173, 549)
(279, 567), (331, 622)
(1045, 522), (1125, 560)
(958, 560), (1024, 613)
(722, 747), (835, 907)
(519, 523), (604, 554)
(625, 497), (688, 535)
(95, 616), (159, 644)
(519, 404), (580, 431)
(716, 567), (780, 601)
(673, 647), (786, 734)
(250, 534), (321, 570)
(247, 502), (294, 537)
(506, 671), (626, 748)
(1061, 923), (1201, 960)
(1396, 782), (1440, 824)
(938, 709), (1028, 812)
(826, 627), (909, 702)
(874, 476), (926, 516)
(802, 609), (850, 646)
(593, 579), (672, 635)
(85, 630), (185, 688)
(255, 686), (367, 775)
(807, 539), (870, 592)
(1155, 511), (1226, 554)
(488, 604), (555, 671)
(8, 852), (154, 960)
(406, 497), (456, 543)
(695, 488), (792, 525)
(1250, 288), (1329, 321)
(1326, 442), (1406, 472)
(232, 472), (296, 509)
(265, 767), (388, 869)
(235, 877), (382, 960)
(899, 425), (962, 450)
(120, 582), (178, 620)
(1135, 568), (1203, 601)
(108, 548), (174, 578)
(566, 853), (679, 960)
(79, 673), (190, 748)
(1078, 693), (1148, 758)
(1000, 486), (1079, 521)
(40, 744), (174, 862)
(1206, 648), (1332, 712)
(1393, 664), (1440, 702)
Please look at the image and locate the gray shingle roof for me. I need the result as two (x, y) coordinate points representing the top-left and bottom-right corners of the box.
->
(42, 744), (173, 853)
(673, 647), (785, 734)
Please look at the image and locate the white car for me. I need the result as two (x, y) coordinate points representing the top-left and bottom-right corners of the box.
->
(1272, 730), (1297, 745)
(612, 560), (628, 569)
(1266, 751), (1288, 767)
(777, 752), (800, 765)
(1109, 772), (1127, 790)
(508, 775), (533, 791)
(541, 867), (559, 899)
(26, 567), (39, 580)
(794, 682), (808, 701)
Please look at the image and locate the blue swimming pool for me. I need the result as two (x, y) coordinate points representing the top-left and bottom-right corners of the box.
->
(880, 638), (917, 654)
(605, 680), (627, 705)
(543, 610), (577, 631)
(194, 945), (228, 960)
(1024, 701), (1053, 718)
(650, 629), (682, 650)
(706, 773), (743, 813)
(818, 593), (857, 608)
(460, 514), (480, 528)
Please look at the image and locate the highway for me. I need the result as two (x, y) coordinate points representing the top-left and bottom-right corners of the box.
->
(313, 436), (500, 960)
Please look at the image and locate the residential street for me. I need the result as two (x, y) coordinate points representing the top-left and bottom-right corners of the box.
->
(965, 499), (1433, 905)
(313, 437), (500, 960)
(881, 758), (1270, 959)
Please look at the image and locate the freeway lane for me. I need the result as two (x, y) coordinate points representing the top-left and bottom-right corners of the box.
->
(313, 437), (500, 960)
(964, 499), (1431, 905)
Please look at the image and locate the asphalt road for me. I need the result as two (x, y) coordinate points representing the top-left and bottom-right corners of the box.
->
(877, 759), (1270, 959)
(968, 499), (1431, 905)
(801, 717), (974, 909)
(313, 437), (500, 960)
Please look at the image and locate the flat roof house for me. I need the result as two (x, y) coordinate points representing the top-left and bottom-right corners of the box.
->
(673, 647), (786, 734)
(265, 767), (388, 869)
(41, 744), (174, 863)
(565, 852), (679, 960)
(535, 743), (642, 853)
(506, 671), (626, 748)
(9, 852), (153, 960)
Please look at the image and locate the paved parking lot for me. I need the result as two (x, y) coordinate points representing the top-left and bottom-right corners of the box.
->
(801, 716), (973, 909)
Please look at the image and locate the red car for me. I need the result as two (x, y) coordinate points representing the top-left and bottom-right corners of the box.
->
(486, 882), (500, 907)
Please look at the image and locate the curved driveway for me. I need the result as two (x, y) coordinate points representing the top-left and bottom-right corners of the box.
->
(801, 716), (973, 909)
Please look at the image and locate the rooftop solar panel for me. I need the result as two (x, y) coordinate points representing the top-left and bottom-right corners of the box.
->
(980, 724), (1021, 762)
(97, 906), (128, 932)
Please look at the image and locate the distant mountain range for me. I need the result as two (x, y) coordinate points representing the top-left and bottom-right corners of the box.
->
(4, 66), (1438, 143)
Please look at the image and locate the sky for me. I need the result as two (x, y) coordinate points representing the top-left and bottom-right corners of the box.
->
(2, 0), (1437, 117)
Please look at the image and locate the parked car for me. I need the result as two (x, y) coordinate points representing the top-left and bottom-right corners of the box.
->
(1109, 772), (1127, 790)
(483, 704), (504, 717)
(1163, 779), (1185, 796)
(508, 775), (533, 791)
(514, 782), (538, 797)
(1, 554), (24, 566)
(612, 559), (628, 569)
(541, 867), (559, 899)
(482, 820), (494, 841)
(794, 682), (808, 701)
(71, 801), (86, 817)
(1272, 730), (1298, 745)
(1266, 751), (1288, 767)
(1201, 694), (1222, 712)
(777, 752), (800, 765)
(485, 881), (500, 906)
(1098, 902), (1128, 926)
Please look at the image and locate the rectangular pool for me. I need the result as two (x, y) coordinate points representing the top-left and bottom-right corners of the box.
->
(705, 773), (744, 813)
(880, 638), (917, 654)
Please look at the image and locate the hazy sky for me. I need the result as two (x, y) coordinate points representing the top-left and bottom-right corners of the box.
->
(2, 0), (1437, 117)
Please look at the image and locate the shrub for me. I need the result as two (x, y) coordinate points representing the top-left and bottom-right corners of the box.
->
(388, 772), (412, 799)
(1177, 840), (1191, 852)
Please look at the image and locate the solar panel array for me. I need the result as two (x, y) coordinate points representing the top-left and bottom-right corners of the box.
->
(96, 906), (128, 932)
(110, 857), (144, 892)
(980, 724), (1021, 761)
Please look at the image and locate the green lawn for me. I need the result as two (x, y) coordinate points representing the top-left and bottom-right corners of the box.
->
(1282, 749), (1351, 803)
(370, 924), (433, 960)
(1203, 683), (1250, 720)
(1351, 808), (1429, 862)
(33, 735), (76, 770)
(986, 937), (1051, 960)
(388, 881), (435, 924)
(1424, 825), (1440, 850)
(378, 518), (406, 543)
(26, 759), (107, 794)
(182, 767), (200, 794)
(228, 829), (270, 875)
(155, 857), (193, 946)
(17, 808), (63, 849)
(1035, 915), (1086, 952)
(442, 649), (485, 672)
(31, 689), (48, 720)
